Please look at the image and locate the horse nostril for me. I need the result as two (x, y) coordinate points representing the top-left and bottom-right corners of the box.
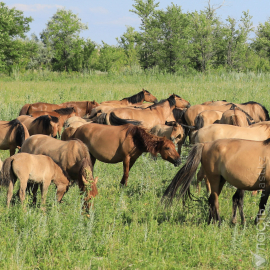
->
(174, 158), (181, 166)
(187, 104), (191, 108)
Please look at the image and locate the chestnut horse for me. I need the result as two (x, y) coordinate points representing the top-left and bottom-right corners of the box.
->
(0, 119), (29, 156)
(104, 95), (190, 129)
(1, 153), (70, 207)
(185, 101), (269, 126)
(19, 101), (99, 117)
(20, 135), (98, 209)
(31, 107), (77, 135)
(100, 89), (158, 106)
(17, 115), (59, 137)
(69, 123), (181, 186)
(163, 138), (270, 225)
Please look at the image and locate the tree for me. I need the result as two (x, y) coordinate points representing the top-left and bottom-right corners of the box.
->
(0, 2), (33, 72)
(40, 8), (90, 71)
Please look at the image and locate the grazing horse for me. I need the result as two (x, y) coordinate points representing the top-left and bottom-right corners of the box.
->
(220, 104), (255, 127)
(185, 101), (269, 126)
(70, 123), (181, 186)
(194, 110), (223, 130)
(163, 138), (270, 225)
(105, 95), (189, 129)
(17, 115), (59, 137)
(0, 119), (29, 156)
(100, 89), (158, 106)
(31, 107), (77, 135)
(1, 153), (70, 207)
(20, 135), (98, 209)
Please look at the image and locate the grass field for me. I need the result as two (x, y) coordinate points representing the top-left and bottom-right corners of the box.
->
(0, 71), (269, 269)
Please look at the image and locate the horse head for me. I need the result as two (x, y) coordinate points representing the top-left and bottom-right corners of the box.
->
(159, 138), (181, 166)
(143, 89), (158, 103)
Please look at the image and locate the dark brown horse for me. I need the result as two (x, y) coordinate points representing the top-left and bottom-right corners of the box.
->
(21, 135), (98, 209)
(69, 123), (181, 186)
(0, 119), (29, 156)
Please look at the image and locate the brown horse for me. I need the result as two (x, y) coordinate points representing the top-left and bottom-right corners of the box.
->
(163, 138), (270, 225)
(31, 107), (77, 135)
(0, 119), (29, 156)
(100, 89), (158, 106)
(185, 101), (269, 126)
(20, 135), (98, 208)
(69, 123), (181, 186)
(220, 104), (255, 127)
(1, 153), (70, 207)
(17, 115), (59, 138)
(19, 101), (99, 117)
(194, 110), (223, 129)
(105, 95), (189, 129)
(63, 116), (87, 129)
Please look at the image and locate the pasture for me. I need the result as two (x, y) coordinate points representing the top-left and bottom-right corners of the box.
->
(0, 71), (269, 269)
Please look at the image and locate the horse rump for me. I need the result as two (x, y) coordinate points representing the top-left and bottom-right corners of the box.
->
(109, 112), (141, 126)
(0, 157), (16, 187)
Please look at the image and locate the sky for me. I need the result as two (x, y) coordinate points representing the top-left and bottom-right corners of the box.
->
(6, 0), (270, 45)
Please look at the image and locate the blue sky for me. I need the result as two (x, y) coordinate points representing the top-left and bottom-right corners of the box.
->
(7, 0), (270, 45)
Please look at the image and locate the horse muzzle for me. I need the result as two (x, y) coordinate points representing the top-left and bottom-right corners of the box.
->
(174, 157), (181, 167)
(187, 103), (191, 108)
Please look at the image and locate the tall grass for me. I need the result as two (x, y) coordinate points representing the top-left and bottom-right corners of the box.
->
(0, 71), (269, 269)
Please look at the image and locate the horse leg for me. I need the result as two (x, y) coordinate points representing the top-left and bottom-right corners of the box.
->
(41, 181), (50, 205)
(31, 184), (39, 205)
(196, 166), (204, 194)
(90, 154), (96, 174)
(120, 156), (131, 186)
(255, 188), (270, 225)
(9, 148), (16, 156)
(7, 181), (14, 208)
(232, 189), (245, 225)
(19, 179), (28, 206)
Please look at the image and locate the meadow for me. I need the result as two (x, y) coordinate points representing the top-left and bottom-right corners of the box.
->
(0, 70), (269, 269)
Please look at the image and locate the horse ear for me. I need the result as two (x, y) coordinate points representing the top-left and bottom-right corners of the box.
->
(94, 177), (98, 184)
(172, 93), (176, 98)
(82, 175), (88, 184)
(142, 89), (145, 92)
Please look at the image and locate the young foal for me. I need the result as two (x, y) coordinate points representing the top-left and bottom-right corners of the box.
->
(1, 153), (70, 207)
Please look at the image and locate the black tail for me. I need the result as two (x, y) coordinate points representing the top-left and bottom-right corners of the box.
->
(163, 143), (204, 205)
(7, 119), (26, 147)
(194, 115), (204, 130)
(109, 112), (141, 126)
(1, 157), (15, 187)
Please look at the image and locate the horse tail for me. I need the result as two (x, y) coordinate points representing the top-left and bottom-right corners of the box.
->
(96, 113), (107, 124)
(194, 115), (204, 130)
(1, 157), (16, 187)
(163, 143), (204, 205)
(109, 112), (141, 126)
(19, 104), (30, 115)
(7, 119), (27, 147)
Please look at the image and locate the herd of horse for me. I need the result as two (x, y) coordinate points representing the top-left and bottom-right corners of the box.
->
(0, 88), (269, 226)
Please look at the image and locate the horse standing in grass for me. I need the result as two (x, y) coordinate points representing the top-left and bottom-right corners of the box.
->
(163, 138), (270, 225)
(17, 115), (59, 137)
(0, 119), (29, 156)
(21, 135), (98, 208)
(1, 153), (70, 207)
(69, 123), (181, 186)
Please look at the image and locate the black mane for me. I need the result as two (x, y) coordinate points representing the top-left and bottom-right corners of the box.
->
(145, 95), (176, 110)
(122, 90), (150, 104)
(263, 138), (270, 145)
(33, 115), (58, 132)
(54, 107), (75, 115)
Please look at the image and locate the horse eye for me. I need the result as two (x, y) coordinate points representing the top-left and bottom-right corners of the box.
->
(165, 147), (170, 150)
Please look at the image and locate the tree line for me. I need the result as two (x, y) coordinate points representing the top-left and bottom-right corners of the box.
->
(1, 0), (270, 75)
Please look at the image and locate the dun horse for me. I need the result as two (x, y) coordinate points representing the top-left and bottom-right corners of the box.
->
(100, 89), (158, 106)
(69, 123), (181, 186)
(163, 138), (270, 225)
(1, 153), (70, 207)
(0, 119), (29, 156)
(17, 115), (59, 137)
(20, 135), (98, 208)
(194, 110), (223, 129)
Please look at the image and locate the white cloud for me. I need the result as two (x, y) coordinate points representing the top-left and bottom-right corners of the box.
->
(10, 4), (64, 12)
(89, 7), (109, 15)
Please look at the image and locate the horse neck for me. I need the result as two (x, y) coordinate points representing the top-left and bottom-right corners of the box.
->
(155, 101), (175, 120)
(53, 164), (69, 186)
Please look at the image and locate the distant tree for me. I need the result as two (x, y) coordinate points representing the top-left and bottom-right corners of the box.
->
(40, 8), (93, 71)
(0, 2), (33, 72)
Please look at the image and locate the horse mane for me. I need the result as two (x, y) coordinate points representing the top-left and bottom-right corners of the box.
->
(172, 108), (187, 124)
(125, 125), (167, 156)
(6, 119), (26, 147)
(33, 115), (59, 133)
(54, 161), (72, 182)
(145, 95), (176, 110)
(241, 101), (270, 121)
(263, 138), (270, 145)
(53, 107), (76, 115)
(229, 104), (255, 122)
(122, 90), (150, 104)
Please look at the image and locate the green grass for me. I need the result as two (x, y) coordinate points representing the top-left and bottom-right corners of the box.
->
(0, 71), (269, 269)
